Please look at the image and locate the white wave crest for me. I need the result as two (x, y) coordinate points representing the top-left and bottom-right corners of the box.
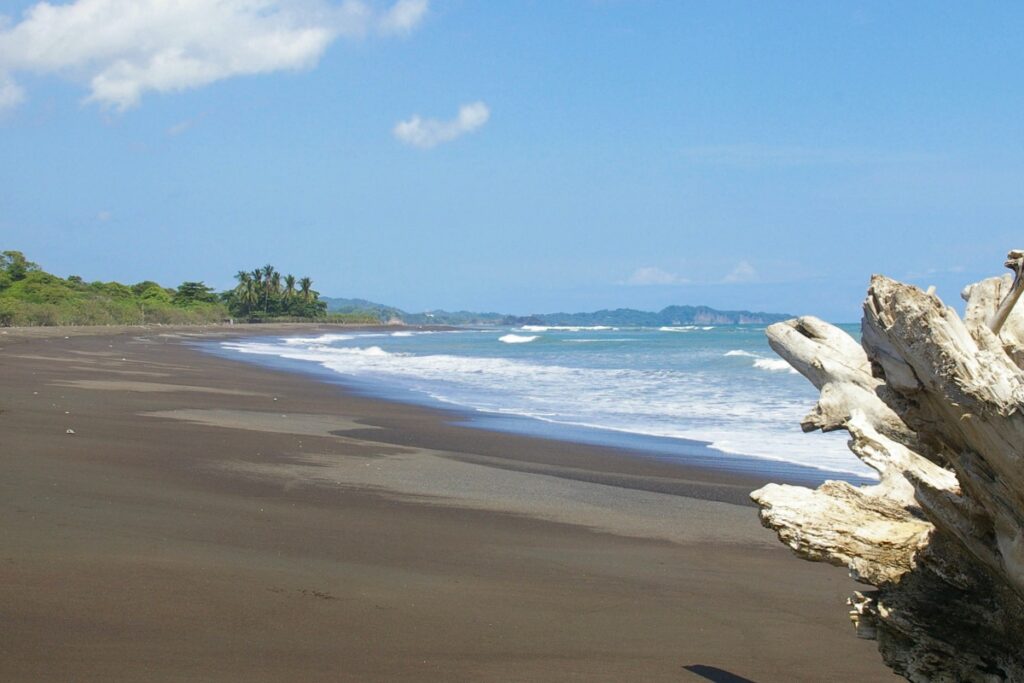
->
(324, 345), (391, 357)
(753, 358), (797, 373)
(222, 332), (872, 477)
(391, 331), (414, 337)
(499, 334), (539, 344)
(659, 326), (697, 332)
(724, 350), (759, 358)
(283, 333), (354, 345)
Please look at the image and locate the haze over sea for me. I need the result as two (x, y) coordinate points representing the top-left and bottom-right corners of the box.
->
(221, 324), (873, 480)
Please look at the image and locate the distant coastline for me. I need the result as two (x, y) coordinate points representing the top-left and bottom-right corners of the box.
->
(1, 249), (790, 329)
(322, 296), (791, 326)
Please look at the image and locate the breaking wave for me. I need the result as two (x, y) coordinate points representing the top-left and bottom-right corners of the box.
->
(754, 358), (797, 373)
(220, 328), (871, 478)
(499, 334), (538, 344)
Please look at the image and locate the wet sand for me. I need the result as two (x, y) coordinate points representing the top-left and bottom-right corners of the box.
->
(0, 325), (895, 681)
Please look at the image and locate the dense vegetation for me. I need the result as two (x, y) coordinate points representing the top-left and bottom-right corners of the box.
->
(0, 251), (228, 326)
(222, 265), (327, 320)
(0, 251), (371, 327)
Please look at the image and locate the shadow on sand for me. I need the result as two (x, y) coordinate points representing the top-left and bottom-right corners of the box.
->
(683, 664), (759, 683)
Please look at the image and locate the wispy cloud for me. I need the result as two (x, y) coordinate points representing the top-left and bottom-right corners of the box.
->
(166, 112), (208, 137)
(0, 74), (24, 110)
(378, 0), (428, 35)
(723, 260), (758, 283)
(0, 0), (428, 111)
(621, 266), (688, 286)
(680, 144), (930, 168)
(167, 120), (194, 137)
(393, 101), (490, 149)
(96, 210), (112, 222)
(903, 264), (966, 281)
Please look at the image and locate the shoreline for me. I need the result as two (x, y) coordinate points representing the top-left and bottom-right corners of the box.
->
(0, 325), (894, 680)
(206, 328), (872, 488)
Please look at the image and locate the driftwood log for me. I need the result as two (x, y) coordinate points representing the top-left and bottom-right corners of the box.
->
(752, 251), (1024, 681)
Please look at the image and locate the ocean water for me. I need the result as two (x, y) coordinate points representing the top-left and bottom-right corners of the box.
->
(218, 325), (875, 479)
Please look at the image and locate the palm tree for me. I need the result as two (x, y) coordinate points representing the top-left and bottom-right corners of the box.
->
(270, 271), (282, 311)
(233, 270), (253, 316)
(261, 264), (275, 314)
(299, 276), (313, 302)
(283, 274), (296, 310)
(241, 278), (259, 315)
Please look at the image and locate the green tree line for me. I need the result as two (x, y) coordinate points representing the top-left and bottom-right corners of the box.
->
(0, 250), (366, 327)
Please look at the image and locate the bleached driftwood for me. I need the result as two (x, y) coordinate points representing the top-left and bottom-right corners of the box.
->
(751, 252), (1024, 682)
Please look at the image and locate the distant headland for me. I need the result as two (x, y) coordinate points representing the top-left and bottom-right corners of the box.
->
(322, 297), (791, 327)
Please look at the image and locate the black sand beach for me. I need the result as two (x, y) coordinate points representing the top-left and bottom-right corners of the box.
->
(0, 325), (895, 681)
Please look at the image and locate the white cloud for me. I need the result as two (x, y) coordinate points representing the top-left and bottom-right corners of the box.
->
(0, 74), (24, 110)
(723, 260), (758, 283)
(378, 0), (428, 35)
(393, 101), (490, 149)
(622, 266), (688, 286)
(0, 0), (425, 111)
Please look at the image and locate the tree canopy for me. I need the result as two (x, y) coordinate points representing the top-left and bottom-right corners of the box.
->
(223, 264), (326, 320)
(0, 251), (335, 326)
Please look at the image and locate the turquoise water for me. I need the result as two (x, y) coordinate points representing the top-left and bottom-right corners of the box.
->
(221, 324), (873, 479)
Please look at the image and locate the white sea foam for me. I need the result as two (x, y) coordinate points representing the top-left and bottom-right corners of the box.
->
(391, 331), (414, 337)
(282, 333), (354, 345)
(754, 358), (797, 373)
(724, 349), (759, 358)
(326, 344), (391, 357)
(499, 334), (538, 344)
(222, 332), (872, 477)
(521, 416), (870, 478)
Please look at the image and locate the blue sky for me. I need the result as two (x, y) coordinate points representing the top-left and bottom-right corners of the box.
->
(2, 1), (1023, 320)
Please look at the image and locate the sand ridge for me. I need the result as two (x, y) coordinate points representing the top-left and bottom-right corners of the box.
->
(224, 449), (772, 547)
(143, 408), (377, 436)
(51, 378), (262, 395)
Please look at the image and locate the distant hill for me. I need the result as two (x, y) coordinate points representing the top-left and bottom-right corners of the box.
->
(506, 305), (790, 326)
(319, 297), (404, 322)
(320, 297), (508, 325)
(321, 297), (789, 326)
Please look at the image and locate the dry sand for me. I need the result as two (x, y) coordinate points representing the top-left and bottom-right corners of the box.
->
(0, 325), (896, 681)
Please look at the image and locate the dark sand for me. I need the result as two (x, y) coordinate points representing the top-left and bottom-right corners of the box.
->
(0, 325), (896, 681)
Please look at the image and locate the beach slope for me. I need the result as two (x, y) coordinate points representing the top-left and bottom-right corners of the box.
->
(0, 327), (894, 681)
